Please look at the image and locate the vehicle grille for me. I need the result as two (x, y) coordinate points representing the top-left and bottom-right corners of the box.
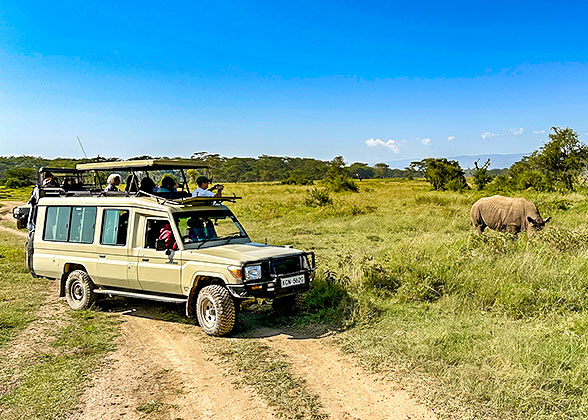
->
(273, 256), (301, 275)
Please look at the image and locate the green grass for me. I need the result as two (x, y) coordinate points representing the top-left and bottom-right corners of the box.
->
(0, 186), (32, 202)
(0, 229), (119, 420)
(1, 180), (587, 418)
(224, 179), (588, 420)
(0, 310), (119, 420)
(0, 231), (45, 347)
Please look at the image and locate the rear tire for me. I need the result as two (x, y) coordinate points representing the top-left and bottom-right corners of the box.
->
(196, 285), (236, 336)
(65, 270), (96, 310)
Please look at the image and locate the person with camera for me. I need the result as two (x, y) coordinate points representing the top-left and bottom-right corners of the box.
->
(192, 175), (223, 198)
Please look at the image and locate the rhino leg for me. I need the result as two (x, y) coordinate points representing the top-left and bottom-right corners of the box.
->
(473, 224), (485, 235)
(506, 224), (521, 234)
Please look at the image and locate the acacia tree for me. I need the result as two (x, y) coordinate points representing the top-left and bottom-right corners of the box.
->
(472, 159), (493, 190)
(409, 158), (469, 191)
(531, 127), (588, 191)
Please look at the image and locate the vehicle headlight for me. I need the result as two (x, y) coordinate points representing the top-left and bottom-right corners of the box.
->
(244, 265), (262, 280)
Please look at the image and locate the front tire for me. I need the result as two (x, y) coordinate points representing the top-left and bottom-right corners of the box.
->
(65, 270), (96, 310)
(196, 285), (236, 336)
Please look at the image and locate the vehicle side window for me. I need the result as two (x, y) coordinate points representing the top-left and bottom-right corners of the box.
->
(44, 207), (71, 241)
(101, 209), (129, 246)
(43, 206), (97, 243)
(69, 207), (97, 243)
(145, 219), (170, 248)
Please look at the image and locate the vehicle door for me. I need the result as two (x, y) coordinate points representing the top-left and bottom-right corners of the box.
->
(134, 216), (182, 295)
(93, 208), (131, 288)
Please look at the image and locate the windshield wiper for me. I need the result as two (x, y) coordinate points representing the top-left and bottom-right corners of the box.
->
(225, 232), (245, 244)
(195, 239), (214, 249)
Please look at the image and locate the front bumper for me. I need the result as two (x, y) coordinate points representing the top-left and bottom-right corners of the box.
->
(227, 252), (316, 299)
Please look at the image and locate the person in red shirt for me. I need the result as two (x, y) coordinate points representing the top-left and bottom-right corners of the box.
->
(159, 223), (178, 250)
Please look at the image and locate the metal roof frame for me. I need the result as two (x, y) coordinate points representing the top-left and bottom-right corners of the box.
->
(76, 159), (208, 171)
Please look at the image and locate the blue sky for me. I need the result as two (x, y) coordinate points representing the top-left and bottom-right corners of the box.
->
(1, 0), (587, 164)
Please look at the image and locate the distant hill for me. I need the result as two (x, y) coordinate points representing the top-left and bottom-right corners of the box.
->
(386, 153), (528, 170)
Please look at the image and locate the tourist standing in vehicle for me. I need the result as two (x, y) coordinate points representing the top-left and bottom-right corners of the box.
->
(42, 172), (59, 187)
(139, 176), (156, 193)
(159, 175), (178, 193)
(104, 174), (122, 192)
(192, 176), (223, 197)
(125, 174), (139, 192)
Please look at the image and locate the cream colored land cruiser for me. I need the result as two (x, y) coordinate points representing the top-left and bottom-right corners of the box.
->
(28, 160), (315, 336)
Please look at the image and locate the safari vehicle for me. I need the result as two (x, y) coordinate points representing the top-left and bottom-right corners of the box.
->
(13, 167), (88, 229)
(28, 159), (316, 336)
(13, 204), (30, 229)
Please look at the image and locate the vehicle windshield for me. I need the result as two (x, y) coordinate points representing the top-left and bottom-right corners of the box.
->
(173, 209), (249, 249)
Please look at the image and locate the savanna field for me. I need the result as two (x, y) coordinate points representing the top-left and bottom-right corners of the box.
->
(229, 179), (588, 420)
(2, 179), (588, 419)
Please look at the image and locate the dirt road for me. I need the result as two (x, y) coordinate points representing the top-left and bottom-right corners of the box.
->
(0, 201), (27, 238)
(68, 301), (437, 420)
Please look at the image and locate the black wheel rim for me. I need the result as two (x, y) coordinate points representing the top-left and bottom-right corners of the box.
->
(71, 280), (84, 301)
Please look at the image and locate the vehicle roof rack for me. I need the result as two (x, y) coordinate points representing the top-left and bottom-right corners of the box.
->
(76, 159), (208, 171)
(135, 191), (242, 206)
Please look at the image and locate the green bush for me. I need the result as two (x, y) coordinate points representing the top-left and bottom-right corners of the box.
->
(445, 178), (468, 192)
(304, 188), (333, 207)
(327, 174), (359, 192)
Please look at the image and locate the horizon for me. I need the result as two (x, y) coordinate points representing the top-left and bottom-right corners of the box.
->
(0, 150), (530, 170)
(1, 1), (587, 163)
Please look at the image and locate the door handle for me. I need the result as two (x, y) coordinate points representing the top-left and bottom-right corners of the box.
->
(99, 254), (106, 258)
(141, 258), (149, 262)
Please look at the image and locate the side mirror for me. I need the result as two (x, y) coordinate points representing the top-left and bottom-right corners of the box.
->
(155, 238), (166, 251)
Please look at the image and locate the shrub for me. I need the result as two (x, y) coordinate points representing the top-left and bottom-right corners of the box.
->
(304, 188), (333, 207)
(327, 175), (359, 192)
(472, 159), (493, 190)
(445, 178), (469, 192)
(1, 167), (35, 188)
(322, 156), (359, 192)
(4, 178), (29, 188)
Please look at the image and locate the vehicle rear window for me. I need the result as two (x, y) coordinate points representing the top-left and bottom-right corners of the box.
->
(43, 206), (97, 243)
(101, 209), (129, 246)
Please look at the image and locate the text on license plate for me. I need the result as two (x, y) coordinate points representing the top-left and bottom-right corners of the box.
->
(281, 274), (305, 288)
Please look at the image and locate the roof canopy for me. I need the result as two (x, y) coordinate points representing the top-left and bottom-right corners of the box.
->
(76, 159), (208, 171)
(39, 166), (84, 174)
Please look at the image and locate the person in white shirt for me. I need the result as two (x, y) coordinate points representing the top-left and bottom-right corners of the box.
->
(192, 176), (223, 198)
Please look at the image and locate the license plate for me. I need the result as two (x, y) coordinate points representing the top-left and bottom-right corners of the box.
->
(281, 274), (305, 288)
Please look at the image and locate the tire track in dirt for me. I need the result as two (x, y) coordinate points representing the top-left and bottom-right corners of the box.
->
(251, 327), (438, 420)
(70, 315), (277, 420)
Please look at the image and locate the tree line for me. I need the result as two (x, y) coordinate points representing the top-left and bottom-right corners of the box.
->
(1, 126), (584, 193)
(412, 127), (588, 192)
(0, 153), (415, 187)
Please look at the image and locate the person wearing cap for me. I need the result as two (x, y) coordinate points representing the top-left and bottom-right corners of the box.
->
(42, 172), (59, 188)
(192, 176), (223, 198)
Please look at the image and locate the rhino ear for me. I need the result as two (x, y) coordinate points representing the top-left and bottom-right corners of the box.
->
(527, 216), (537, 226)
(544, 216), (552, 223)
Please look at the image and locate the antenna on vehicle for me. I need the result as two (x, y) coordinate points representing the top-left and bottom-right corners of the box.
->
(77, 136), (89, 159)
